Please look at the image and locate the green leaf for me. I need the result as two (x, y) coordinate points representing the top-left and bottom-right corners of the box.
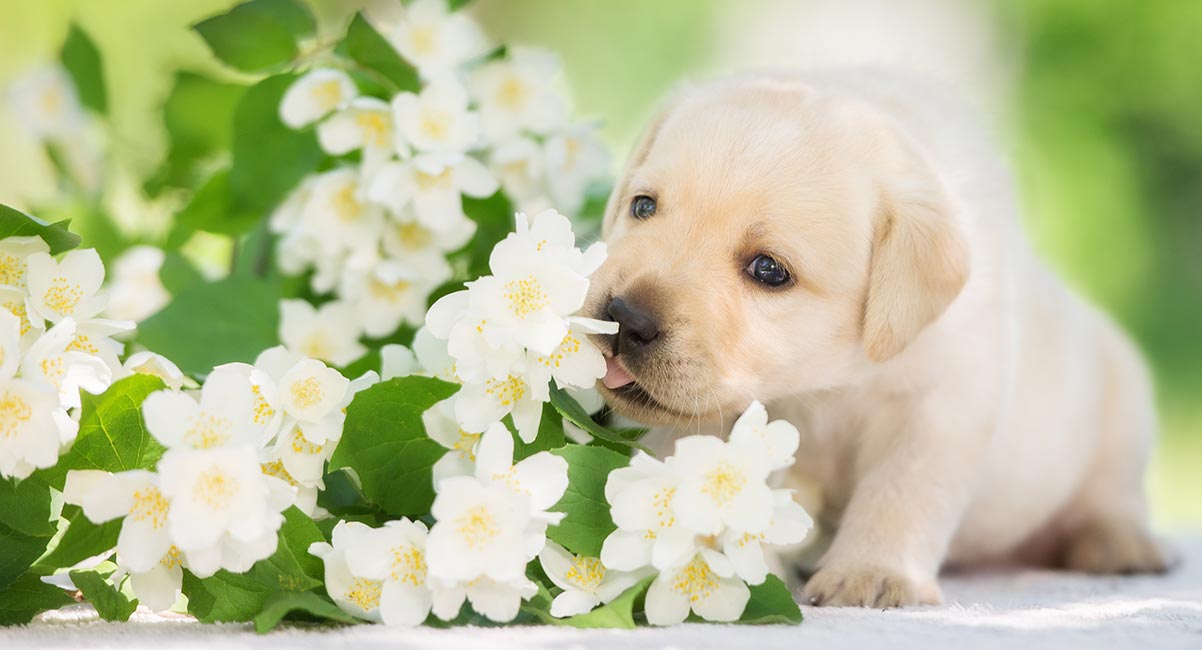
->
(0, 572), (73, 625)
(448, 0), (475, 10)
(0, 527), (54, 592)
(52, 375), (168, 478)
(183, 507), (325, 623)
(330, 376), (459, 517)
(253, 591), (359, 633)
(547, 444), (628, 557)
(158, 251), (206, 295)
(340, 13), (420, 92)
(70, 566), (137, 622)
(35, 505), (120, 572)
(0, 474), (57, 589)
(194, 0), (315, 73)
(60, 23), (106, 114)
(0, 204), (80, 254)
(136, 275), (281, 376)
(0, 474), (55, 538)
(739, 574), (803, 625)
(147, 73), (246, 194)
(549, 383), (651, 454)
(228, 74), (324, 222)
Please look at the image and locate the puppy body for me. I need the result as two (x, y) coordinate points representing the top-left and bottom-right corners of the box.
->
(590, 69), (1169, 607)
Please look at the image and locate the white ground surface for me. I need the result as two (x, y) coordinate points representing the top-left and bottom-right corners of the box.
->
(6, 538), (1201, 650)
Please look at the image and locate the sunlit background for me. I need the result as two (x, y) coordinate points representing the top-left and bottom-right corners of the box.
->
(1, 0), (1197, 527)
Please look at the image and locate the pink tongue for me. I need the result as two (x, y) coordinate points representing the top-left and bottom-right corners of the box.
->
(603, 357), (635, 389)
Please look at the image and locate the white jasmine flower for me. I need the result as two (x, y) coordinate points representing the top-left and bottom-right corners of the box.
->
(380, 216), (474, 275)
(524, 318), (615, 401)
(379, 343), (417, 380)
(728, 400), (800, 470)
(156, 445), (292, 576)
(454, 372), (544, 443)
(422, 396), (478, 483)
(266, 425), (332, 491)
(269, 175), (317, 235)
(467, 242), (588, 358)
(0, 375), (64, 479)
(669, 435), (774, 536)
(488, 136), (547, 208)
(317, 97), (396, 178)
(5, 65), (85, 139)
(105, 245), (169, 322)
(719, 489), (813, 585)
(279, 299), (367, 367)
(275, 232), (349, 295)
(644, 552), (750, 625)
(62, 469), (173, 574)
(68, 318), (134, 376)
(538, 540), (650, 618)
(277, 358), (349, 426)
(339, 257), (440, 338)
(507, 208), (609, 278)
(141, 365), (261, 450)
(317, 97), (394, 155)
(344, 519), (434, 627)
(391, 82), (480, 156)
(121, 351), (186, 390)
(25, 248), (107, 325)
(310, 523), (384, 622)
(472, 422), (568, 548)
(280, 68), (358, 129)
(429, 574), (537, 623)
(20, 318), (112, 409)
(127, 546), (185, 612)
(388, 0), (487, 81)
(0, 287), (42, 348)
(601, 453), (697, 572)
(0, 236), (50, 290)
(411, 326), (457, 382)
(469, 47), (568, 142)
(543, 124), (611, 216)
(299, 169), (387, 255)
(260, 449), (320, 516)
(426, 475), (532, 583)
(368, 153), (497, 232)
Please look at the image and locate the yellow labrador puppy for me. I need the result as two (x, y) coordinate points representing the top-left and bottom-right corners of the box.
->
(586, 70), (1172, 607)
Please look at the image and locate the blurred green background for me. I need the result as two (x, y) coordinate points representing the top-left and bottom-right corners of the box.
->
(1, 0), (1197, 526)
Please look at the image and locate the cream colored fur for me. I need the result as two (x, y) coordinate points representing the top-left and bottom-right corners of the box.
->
(587, 69), (1172, 608)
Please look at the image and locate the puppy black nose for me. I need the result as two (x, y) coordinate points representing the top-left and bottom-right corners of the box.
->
(607, 297), (660, 352)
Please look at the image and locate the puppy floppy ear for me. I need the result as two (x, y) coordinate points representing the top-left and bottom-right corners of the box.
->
(862, 147), (970, 363)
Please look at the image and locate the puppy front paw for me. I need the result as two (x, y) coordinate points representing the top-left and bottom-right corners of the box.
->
(802, 565), (942, 608)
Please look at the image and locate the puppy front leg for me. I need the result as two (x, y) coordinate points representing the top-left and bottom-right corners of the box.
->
(802, 411), (987, 608)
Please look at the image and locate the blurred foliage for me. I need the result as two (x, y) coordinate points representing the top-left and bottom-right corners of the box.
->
(0, 0), (1196, 524)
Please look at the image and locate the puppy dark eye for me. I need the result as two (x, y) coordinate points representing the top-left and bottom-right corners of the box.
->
(747, 254), (791, 286)
(630, 195), (657, 220)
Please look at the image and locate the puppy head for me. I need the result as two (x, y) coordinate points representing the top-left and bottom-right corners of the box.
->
(587, 76), (969, 425)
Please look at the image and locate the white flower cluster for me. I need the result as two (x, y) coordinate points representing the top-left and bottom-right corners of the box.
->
(0, 238), (152, 479)
(421, 208), (614, 448)
(310, 423), (570, 624)
(63, 345), (378, 611)
(269, 0), (609, 362)
(601, 402), (813, 625)
(4, 65), (104, 193)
